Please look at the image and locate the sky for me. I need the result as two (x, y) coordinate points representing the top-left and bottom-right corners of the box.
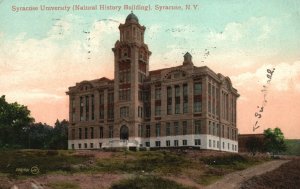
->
(0, 0), (299, 139)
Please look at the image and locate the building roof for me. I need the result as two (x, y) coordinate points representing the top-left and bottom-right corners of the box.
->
(125, 12), (139, 23)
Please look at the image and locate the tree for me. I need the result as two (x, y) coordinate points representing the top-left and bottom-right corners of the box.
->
(264, 127), (287, 156)
(0, 95), (34, 148)
(48, 119), (68, 149)
(28, 122), (53, 149)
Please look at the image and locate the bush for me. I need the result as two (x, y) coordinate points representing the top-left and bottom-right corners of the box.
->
(110, 176), (190, 189)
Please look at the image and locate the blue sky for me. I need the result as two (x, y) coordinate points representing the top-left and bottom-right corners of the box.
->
(0, 0), (300, 138)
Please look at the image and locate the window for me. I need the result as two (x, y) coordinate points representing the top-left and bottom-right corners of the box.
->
(183, 103), (188, 114)
(138, 124), (142, 137)
(99, 127), (103, 138)
(194, 100), (202, 112)
(84, 143), (87, 149)
(156, 123), (161, 137)
(119, 70), (130, 83)
(119, 89), (130, 101)
(71, 144), (74, 149)
(145, 142), (150, 147)
(85, 128), (88, 139)
(194, 83), (202, 95)
(90, 143), (94, 149)
(90, 127), (94, 139)
(183, 84), (188, 96)
(175, 85), (180, 96)
(99, 143), (102, 148)
(138, 106), (141, 117)
(108, 93), (114, 119)
(208, 83), (212, 113)
(155, 141), (161, 147)
(228, 143), (230, 150)
(182, 121), (187, 135)
(183, 84), (188, 113)
(212, 85), (215, 115)
(80, 97), (84, 121)
(182, 140), (187, 146)
(217, 141), (220, 148)
(227, 127), (230, 138)
(120, 106), (129, 118)
(155, 105), (161, 116)
(109, 126), (114, 138)
(91, 95), (95, 120)
(166, 140), (170, 147)
(166, 122), (171, 136)
(79, 128), (82, 139)
(223, 142), (225, 149)
(99, 94), (104, 119)
(78, 143), (81, 149)
(213, 140), (215, 148)
(195, 139), (201, 145)
(194, 83), (202, 112)
(175, 104), (180, 114)
(167, 87), (172, 115)
(194, 120), (201, 134)
(155, 88), (161, 100)
(72, 112), (76, 122)
(174, 140), (179, 147)
(232, 144), (234, 151)
(175, 86), (180, 114)
(167, 104), (172, 115)
(85, 96), (89, 121)
(167, 86), (172, 98)
(99, 93), (104, 104)
(174, 122), (179, 135)
(146, 125), (150, 138)
(222, 125), (224, 137)
(209, 139), (211, 147)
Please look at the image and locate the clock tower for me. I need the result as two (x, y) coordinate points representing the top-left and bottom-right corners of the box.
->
(112, 12), (151, 141)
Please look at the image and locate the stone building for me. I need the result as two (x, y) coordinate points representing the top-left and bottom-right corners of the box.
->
(66, 13), (239, 152)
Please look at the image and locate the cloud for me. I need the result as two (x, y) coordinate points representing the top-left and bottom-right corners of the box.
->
(231, 61), (300, 92)
(207, 16), (277, 47)
(0, 14), (120, 104)
(272, 61), (300, 91)
(4, 90), (64, 103)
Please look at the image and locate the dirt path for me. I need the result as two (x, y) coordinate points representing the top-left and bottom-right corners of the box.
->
(205, 160), (290, 189)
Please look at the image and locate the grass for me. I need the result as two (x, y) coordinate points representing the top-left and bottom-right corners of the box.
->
(196, 153), (270, 185)
(110, 176), (192, 189)
(47, 181), (80, 189)
(0, 149), (90, 176)
(0, 149), (271, 187)
(198, 175), (223, 185)
(95, 151), (186, 174)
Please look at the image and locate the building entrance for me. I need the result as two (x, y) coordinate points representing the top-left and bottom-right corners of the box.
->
(120, 125), (129, 140)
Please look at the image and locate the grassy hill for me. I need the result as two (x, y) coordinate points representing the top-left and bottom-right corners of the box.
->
(284, 139), (300, 156)
(0, 149), (271, 189)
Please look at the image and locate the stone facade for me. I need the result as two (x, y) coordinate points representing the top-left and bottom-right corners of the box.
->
(66, 13), (239, 152)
